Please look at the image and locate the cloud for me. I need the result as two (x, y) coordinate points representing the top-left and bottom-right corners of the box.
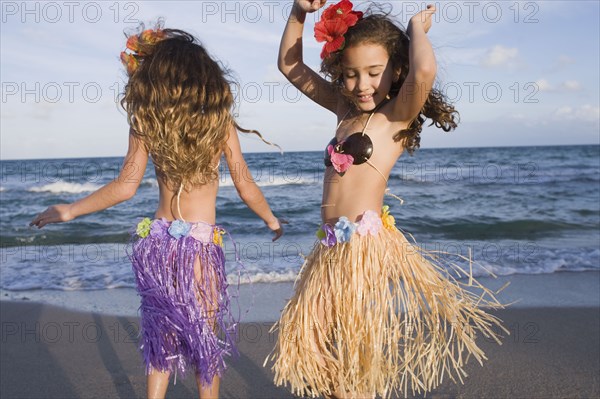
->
(558, 55), (576, 66)
(542, 54), (577, 73)
(561, 80), (582, 91)
(480, 45), (519, 68)
(436, 46), (488, 67)
(217, 23), (280, 46)
(534, 79), (582, 93)
(29, 103), (58, 120)
(534, 78), (581, 92)
(535, 79), (553, 92)
(507, 113), (527, 121)
(543, 54), (577, 74)
(554, 104), (600, 123)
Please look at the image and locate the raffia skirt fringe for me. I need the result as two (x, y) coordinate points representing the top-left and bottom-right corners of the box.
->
(266, 226), (507, 398)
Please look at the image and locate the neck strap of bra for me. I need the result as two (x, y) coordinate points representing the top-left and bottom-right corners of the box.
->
(336, 109), (376, 136)
(337, 98), (390, 136)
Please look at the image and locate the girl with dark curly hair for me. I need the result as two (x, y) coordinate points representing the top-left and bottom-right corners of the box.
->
(266, 1), (505, 398)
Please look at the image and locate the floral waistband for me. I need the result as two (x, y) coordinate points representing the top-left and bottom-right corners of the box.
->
(134, 217), (225, 246)
(317, 205), (396, 247)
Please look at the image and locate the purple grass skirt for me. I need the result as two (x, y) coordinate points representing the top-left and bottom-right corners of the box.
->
(128, 217), (238, 385)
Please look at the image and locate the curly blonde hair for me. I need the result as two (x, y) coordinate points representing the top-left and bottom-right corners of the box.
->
(320, 12), (459, 154)
(120, 26), (246, 190)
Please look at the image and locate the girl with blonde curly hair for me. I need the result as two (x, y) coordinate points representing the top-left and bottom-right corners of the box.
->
(31, 24), (284, 399)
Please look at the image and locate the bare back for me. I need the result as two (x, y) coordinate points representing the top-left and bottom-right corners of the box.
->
(154, 156), (221, 224)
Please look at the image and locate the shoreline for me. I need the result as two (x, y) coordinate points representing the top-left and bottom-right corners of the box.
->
(2, 270), (599, 321)
(1, 300), (598, 398)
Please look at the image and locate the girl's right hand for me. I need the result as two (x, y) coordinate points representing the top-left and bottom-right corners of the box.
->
(294, 0), (327, 13)
(30, 204), (74, 229)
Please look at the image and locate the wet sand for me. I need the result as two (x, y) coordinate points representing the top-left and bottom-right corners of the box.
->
(1, 299), (599, 398)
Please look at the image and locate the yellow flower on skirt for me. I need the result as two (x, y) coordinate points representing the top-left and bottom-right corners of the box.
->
(212, 228), (225, 246)
(381, 205), (396, 230)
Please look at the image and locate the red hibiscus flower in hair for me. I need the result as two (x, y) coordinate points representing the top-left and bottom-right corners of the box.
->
(314, 0), (363, 59)
(126, 35), (140, 53)
(129, 29), (166, 56)
(120, 52), (139, 76)
(140, 29), (166, 45)
(121, 26), (167, 74)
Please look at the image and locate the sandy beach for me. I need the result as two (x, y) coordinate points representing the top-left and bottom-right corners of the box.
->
(1, 272), (599, 398)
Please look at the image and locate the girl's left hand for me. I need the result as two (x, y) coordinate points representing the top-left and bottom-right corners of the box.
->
(30, 204), (74, 228)
(294, 0), (327, 14)
(410, 4), (436, 34)
(268, 217), (289, 242)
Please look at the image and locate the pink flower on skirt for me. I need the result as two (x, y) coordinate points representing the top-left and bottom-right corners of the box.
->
(189, 223), (214, 243)
(328, 144), (354, 173)
(356, 210), (383, 236)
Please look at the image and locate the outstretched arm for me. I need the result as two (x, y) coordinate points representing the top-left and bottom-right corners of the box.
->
(393, 5), (437, 123)
(30, 129), (148, 228)
(224, 127), (284, 241)
(279, 0), (338, 113)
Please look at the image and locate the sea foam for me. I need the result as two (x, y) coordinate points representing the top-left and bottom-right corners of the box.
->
(28, 180), (101, 194)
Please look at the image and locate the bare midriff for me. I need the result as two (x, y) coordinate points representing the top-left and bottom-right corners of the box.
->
(321, 165), (388, 224)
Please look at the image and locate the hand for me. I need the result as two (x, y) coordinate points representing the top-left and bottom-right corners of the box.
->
(409, 4), (436, 34)
(294, 0), (327, 14)
(30, 204), (74, 228)
(268, 218), (288, 242)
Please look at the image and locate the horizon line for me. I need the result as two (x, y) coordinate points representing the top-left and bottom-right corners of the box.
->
(1, 142), (598, 162)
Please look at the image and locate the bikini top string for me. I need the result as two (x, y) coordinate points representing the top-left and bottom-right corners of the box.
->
(176, 183), (186, 223)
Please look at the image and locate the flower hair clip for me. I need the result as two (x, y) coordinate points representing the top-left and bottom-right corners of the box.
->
(314, 0), (363, 59)
(120, 26), (167, 75)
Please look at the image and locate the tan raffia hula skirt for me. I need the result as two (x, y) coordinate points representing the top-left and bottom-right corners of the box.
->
(265, 207), (508, 398)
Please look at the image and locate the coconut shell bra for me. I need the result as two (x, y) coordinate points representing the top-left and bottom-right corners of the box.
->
(324, 110), (380, 176)
(324, 133), (373, 168)
(321, 110), (406, 209)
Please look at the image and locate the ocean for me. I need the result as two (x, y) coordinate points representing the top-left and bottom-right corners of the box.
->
(1, 145), (599, 293)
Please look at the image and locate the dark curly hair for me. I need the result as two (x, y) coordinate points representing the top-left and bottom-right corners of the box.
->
(320, 12), (459, 154)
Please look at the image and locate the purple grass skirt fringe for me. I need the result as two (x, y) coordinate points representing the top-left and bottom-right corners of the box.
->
(127, 217), (240, 385)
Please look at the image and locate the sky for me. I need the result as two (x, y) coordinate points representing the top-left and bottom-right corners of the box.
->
(1, 0), (599, 160)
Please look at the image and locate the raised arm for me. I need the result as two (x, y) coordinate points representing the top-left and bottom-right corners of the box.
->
(30, 129), (148, 228)
(393, 5), (437, 123)
(279, 0), (338, 113)
(224, 126), (283, 241)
